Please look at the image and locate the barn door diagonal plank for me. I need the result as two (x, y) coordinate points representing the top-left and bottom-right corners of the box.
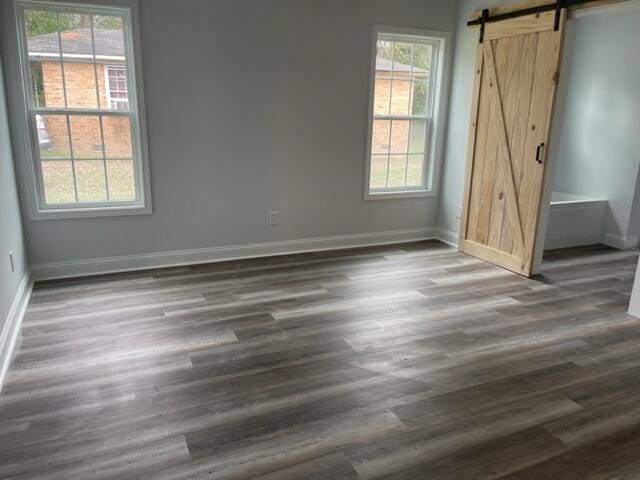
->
(483, 41), (525, 251)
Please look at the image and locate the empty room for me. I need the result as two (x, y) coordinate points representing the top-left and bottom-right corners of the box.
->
(1, 0), (640, 478)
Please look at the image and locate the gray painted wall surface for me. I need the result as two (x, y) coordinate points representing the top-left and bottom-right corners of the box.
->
(3, 0), (458, 267)
(437, 1), (640, 246)
(0, 48), (28, 326)
(552, 9), (640, 241)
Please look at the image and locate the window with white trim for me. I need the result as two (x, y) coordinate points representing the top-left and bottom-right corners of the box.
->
(366, 29), (445, 197)
(106, 65), (129, 111)
(16, 0), (149, 214)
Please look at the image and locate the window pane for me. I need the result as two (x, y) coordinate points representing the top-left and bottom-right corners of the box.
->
(25, 9), (65, 108)
(387, 155), (408, 188)
(408, 119), (427, 154)
(59, 13), (99, 108)
(407, 155), (424, 187)
(389, 79), (411, 116)
(102, 115), (132, 158)
(370, 155), (388, 189)
(371, 120), (390, 155)
(93, 15), (124, 57)
(392, 42), (414, 75)
(93, 16), (129, 111)
(390, 120), (410, 155)
(42, 160), (75, 204)
(63, 62), (99, 108)
(107, 159), (136, 201)
(30, 62), (45, 107)
(411, 80), (429, 117)
(373, 77), (391, 116)
(412, 44), (433, 74)
(70, 115), (103, 158)
(75, 160), (107, 202)
(375, 40), (394, 75)
(36, 114), (70, 159)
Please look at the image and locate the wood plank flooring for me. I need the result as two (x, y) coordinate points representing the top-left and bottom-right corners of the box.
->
(0, 241), (639, 479)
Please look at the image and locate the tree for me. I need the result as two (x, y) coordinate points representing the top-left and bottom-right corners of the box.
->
(25, 10), (123, 37)
(25, 10), (75, 36)
(376, 41), (432, 71)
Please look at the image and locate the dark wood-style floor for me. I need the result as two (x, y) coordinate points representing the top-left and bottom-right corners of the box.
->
(1, 241), (639, 479)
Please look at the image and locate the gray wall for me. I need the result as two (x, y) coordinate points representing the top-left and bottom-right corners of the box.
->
(4, 0), (458, 267)
(552, 9), (640, 241)
(0, 48), (28, 326)
(628, 173), (640, 239)
(437, 0), (509, 236)
(437, 1), (640, 246)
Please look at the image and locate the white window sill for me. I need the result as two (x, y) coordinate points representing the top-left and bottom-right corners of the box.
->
(365, 189), (437, 201)
(30, 204), (152, 221)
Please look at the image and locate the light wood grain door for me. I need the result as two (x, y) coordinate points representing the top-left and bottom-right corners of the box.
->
(459, 10), (566, 276)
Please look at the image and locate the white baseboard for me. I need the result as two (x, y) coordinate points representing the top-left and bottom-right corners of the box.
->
(0, 272), (33, 392)
(433, 228), (459, 248)
(545, 236), (604, 251)
(32, 228), (443, 281)
(604, 233), (640, 250)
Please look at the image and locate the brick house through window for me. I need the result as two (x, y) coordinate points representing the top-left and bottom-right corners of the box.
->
(371, 56), (430, 175)
(28, 28), (132, 159)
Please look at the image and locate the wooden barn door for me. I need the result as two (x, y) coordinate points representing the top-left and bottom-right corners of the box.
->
(459, 9), (567, 276)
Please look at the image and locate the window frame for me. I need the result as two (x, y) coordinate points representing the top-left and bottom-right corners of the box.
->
(11, 0), (152, 220)
(364, 26), (451, 201)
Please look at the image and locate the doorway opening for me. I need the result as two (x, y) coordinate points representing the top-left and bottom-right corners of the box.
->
(540, 2), (640, 270)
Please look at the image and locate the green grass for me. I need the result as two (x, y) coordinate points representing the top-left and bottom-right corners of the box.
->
(370, 155), (424, 190)
(42, 159), (136, 204)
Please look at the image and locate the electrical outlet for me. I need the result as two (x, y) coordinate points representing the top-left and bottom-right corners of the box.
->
(456, 206), (462, 220)
(9, 251), (15, 273)
(269, 212), (280, 226)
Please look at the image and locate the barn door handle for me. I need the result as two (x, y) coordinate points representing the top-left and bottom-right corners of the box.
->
(536, 143), (545, 164)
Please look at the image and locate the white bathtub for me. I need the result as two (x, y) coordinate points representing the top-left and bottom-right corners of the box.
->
(544, 191), (608, 250)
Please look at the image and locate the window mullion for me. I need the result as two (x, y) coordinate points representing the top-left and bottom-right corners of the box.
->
(405, 44), (416, 187)
(64, 113), (79, 203)
(55, 12), (80, 202)
(384, 41), (397, 189)
(89, 14), (111, 201)
(55, 12), (69, 109)
(31, 108), (131, 115)
(373, 114), (430, 121)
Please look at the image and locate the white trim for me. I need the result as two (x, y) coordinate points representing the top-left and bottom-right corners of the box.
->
(433, 227), (459, 248)
(570, 0), (640, 19)
(31, 228), (439, 281)
(367, 189), (437, 200)
(364, 26), (452, 201)
(10, 0), (153, 220)
(629, 260), (640, 318)
(29, 52), (125, 62)
(604, 233), (640, 250)
(0, 272), (33, 392)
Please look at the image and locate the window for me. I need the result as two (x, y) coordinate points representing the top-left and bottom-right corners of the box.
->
(106, 66), (129, 110)
(15, 0), (150, 216)
(365, 27), (448, 198)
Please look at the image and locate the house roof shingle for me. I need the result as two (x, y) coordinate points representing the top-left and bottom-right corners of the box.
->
(28, 29), (429, 74)
(375, 57), (427, 73)
(27, 28), (125, 58)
